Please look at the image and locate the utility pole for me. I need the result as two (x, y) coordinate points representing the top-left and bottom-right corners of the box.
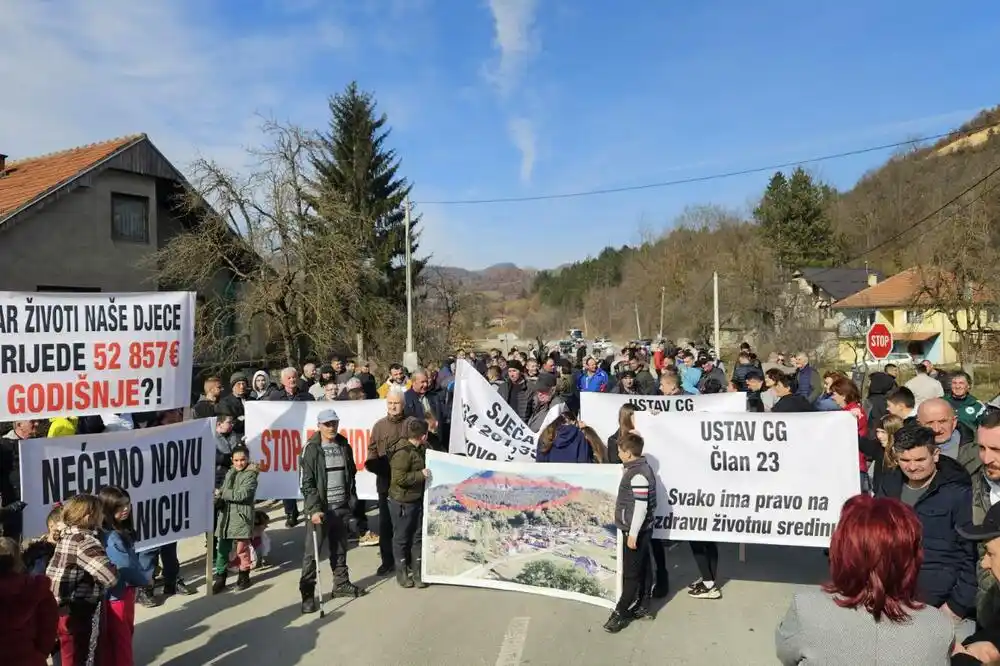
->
(658, 286), (665, 340)
(713, 271), (721, 358)
(403, 198), (418, 372)
(634, 303), (642, 340)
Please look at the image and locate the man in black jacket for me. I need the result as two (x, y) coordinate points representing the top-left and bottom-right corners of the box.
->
(771, 374), (814, 413)
(955, 502), (1000, 663)
(269, 366), (314, 527)
(874, 424), (977, 640)
(299, 407), (365, 613)
(218, 371), (253, 437)
(0, 419), (37, 540)
(498, 360), (531, 421)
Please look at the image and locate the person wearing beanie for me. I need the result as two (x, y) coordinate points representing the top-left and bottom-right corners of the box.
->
(218, 371), (253, 437)
(498, 359), (531, 421)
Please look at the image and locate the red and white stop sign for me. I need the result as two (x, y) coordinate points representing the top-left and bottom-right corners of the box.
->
(866, 323), (893, 360)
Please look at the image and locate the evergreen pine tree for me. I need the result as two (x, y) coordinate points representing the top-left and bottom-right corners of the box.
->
(310, 81), (423, 309)
(753, 167), (843, 269)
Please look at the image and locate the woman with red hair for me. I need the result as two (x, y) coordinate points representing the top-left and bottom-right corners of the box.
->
(775, 495), (954, 665)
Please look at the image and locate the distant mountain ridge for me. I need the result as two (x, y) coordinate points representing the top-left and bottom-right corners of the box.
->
(430, 263), (536, 299)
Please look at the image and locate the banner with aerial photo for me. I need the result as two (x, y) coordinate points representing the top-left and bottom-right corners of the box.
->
(421, 450), (622, 609)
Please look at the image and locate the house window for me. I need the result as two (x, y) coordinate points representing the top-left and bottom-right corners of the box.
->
(989, 308), (1000, 324)
(905, 309), (924, 324)
(111, 193), (150, 243)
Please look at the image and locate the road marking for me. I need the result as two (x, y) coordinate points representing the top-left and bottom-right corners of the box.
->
(494, 616), (530, 666)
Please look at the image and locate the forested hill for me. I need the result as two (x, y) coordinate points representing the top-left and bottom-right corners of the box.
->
(527, 105), (1000, 342)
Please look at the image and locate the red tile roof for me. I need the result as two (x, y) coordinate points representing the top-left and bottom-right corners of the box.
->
(0, 135), (145, 219)
(833, 266), (992, 308)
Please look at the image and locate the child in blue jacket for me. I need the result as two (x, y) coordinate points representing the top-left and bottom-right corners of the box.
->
(99, 486), (153, 666)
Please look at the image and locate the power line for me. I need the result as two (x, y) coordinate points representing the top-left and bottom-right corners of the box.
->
(804, 161), (1000, 282)
(416, 119), (1000, 206)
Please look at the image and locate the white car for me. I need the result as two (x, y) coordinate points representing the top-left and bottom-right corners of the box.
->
(859, 352), (914, 370)
(593, 337), (612, 352)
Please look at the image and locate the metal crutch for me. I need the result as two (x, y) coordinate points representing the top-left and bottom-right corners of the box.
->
(312, 521), (327, 618)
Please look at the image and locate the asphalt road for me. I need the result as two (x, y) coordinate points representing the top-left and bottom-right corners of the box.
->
(133, 506), (828, 666)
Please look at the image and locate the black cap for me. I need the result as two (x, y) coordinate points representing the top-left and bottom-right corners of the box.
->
(958, 503), (1000, 541)
(534, 372), (557, 392)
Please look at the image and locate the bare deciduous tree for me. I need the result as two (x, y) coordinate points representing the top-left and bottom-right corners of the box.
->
(422, 267), (474, 348)
(145, 119), (383, 368)
(912, 183), (1000, 369)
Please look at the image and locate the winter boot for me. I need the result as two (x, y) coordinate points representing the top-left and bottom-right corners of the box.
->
(332, 581), (366, 598)
(300, 586), (317, 614)
(211, 572), (227, 594)
(396, 566), (414, 589)
(164, 578), (195, 596)
(236, 570), (252, 591)
(652, 569), (670, 599)
(136, 586), (159, 608)
(411, 559), (428, 589)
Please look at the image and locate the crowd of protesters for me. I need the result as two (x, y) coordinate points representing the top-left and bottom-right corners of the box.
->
(7, 339), (1000, 663)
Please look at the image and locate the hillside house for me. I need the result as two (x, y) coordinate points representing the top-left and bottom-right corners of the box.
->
(831, 267), (997, 365)
(0, 135), (266, 365)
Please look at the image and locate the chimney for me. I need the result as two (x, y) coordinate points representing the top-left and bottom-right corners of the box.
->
(0, 154), (6, 174)
(867, 273), (878, 287)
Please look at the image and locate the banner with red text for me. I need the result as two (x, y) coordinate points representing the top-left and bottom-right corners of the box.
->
(245, 400), (384, 500)
(0, 291), (195, 421)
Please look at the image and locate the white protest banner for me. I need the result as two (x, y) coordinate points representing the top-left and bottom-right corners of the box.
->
(448, 359), (539, 462)
(0, 291), (195, 421)
(580, 391), (746, 444)
(633, 411), (859, 548)
(245, 400), (383, 501)
(19, 418), (215, 551)
(422, 450), (622, 609)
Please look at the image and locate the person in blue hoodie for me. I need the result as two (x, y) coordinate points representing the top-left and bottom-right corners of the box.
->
(679, 352), (703, 394)
(536, 414), (606, 463)
(99, 486), (154, 664)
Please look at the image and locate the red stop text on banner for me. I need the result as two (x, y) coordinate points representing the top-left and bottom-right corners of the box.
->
(258, 427), (372, 473)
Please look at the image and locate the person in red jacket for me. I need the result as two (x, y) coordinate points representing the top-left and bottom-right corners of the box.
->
(0, 536), (58, 666)
(830, 377), (873, 493)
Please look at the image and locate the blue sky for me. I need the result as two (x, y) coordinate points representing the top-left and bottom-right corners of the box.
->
(3, 1), (999, 269)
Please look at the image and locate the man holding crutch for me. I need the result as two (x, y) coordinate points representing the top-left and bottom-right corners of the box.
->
(299, 408), (367, 614)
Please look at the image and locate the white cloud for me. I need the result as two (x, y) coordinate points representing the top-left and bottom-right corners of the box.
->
(507, 117), (536, 183)
(484, 0), (538, 97)
(483, 0), (539, 184)
(0, 0), (349, 172)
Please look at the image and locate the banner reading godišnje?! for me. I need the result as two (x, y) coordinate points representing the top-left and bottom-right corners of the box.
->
(0, 291), (195, 420)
